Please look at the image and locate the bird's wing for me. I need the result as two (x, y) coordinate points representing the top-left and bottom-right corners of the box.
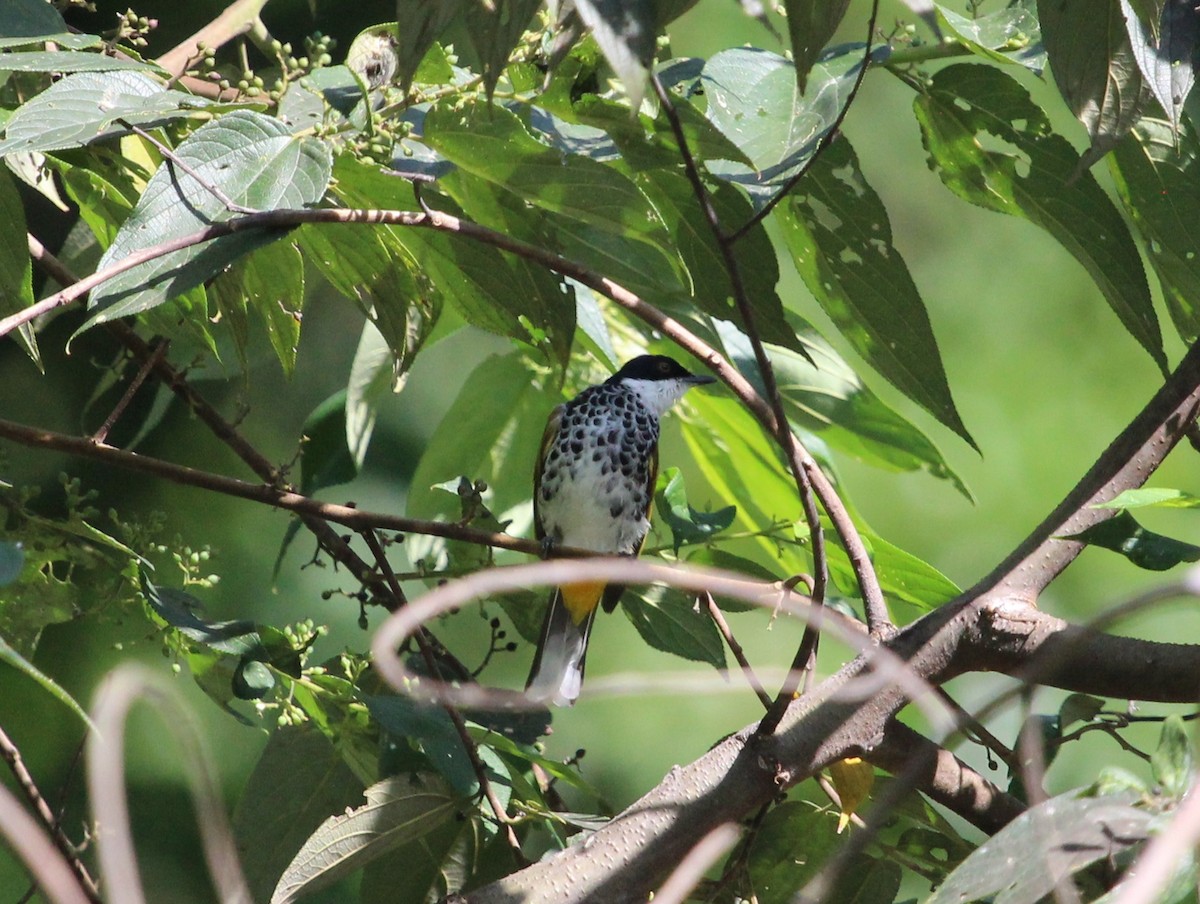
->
(532, 403), (565, 542)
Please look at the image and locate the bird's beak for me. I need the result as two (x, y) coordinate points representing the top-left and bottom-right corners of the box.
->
(687, 373), (718, 386)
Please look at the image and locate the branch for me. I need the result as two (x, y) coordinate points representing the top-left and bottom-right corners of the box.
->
(0, 416), (543, 556)
(0, 782), (91, 904)
(0, 723), (101, 902)
(154, 0), (271, 77)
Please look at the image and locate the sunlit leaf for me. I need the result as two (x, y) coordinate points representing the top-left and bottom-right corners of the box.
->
(1150, 715), (1193, 798)
(0, 50), (154, 72)
(1096, 486), (1200, 509)
(655, 467), (736, 552)
(938, 1), (1045, 73)
(915, 64), (1163, 370)
(783, 0), (851, 91)
(0, 70), (234, 156)
(82, 110), (332, 332)
(572, 0), (655, 108)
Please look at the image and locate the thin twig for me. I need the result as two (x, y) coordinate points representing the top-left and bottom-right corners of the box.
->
(0, 723), (102, 902)
(727, 0), (882, 242)
(361, 530), (527, 865)
(705, 592), (772, 709)
(91, 338), (168, 444)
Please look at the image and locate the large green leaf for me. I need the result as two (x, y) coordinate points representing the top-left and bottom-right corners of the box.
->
(1110, 118), (1200, 341)
(777, 139), (974, 448)
(1040, 0), (1147, 168)
(390, 2), (460, 91)
(914, 64), (1163, 370)
(232, 726), (366, 903)
(423, 100), (670, 243)
(211, 240), (305, 376)
(748, 802), (841, 904)
(0, 70), (231, 156)
(270, 774), (459, 904)
(928, 791), (1150, 904)
(0, 0), (68, 38)
(82, 110), (331, 331)
(700, 44), (886, 202)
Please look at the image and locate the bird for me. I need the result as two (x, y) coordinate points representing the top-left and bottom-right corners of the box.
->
(526, 354), (716, 706)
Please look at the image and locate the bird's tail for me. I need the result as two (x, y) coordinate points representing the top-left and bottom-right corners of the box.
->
(526, 587), (599, 707)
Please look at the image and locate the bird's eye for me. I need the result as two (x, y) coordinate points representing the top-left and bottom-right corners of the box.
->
(658, 360), (670, 373)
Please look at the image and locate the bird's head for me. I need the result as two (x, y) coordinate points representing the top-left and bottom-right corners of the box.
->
(605, 355), (717, 416)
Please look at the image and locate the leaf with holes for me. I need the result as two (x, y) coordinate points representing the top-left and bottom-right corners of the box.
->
(81, 111), (330, 333)
(1111, 117), (1200, 341)
(915, 64), (1162, 370)
(939, 1), (1046, 73)
(777, 138), (975, 449)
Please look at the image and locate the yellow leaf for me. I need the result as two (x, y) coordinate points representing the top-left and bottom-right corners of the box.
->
(828, 757), (874, 833)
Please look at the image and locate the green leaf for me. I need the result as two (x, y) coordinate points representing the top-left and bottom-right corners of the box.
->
(1068, 510), (1200, 570)
(82, 110), (332, 331)
(269, 773), (459, 904)
(389, 3), (459, 92)
(783, 0), (851, 92)
(367, 696), (480, 795)
(1121, 0), (1196, 131)
(655, 467), (736, 552)
(1110, 118), (1200, 341)
(233, 725), (365, 904)
(840, 529), (960, 613)
(621, 585), (726, 669)
(0, 167), (38, 367)
(714, 318), (970, 496)
(462, 0), (541, 97)
(776, 138), (975, 448)
(0, 50), (155, 72)
(680, 547), (778, 612)
(1151, 715), (1193, 798)
(0, 70), (232, 156)
(423, 100), (669, 242)
(360, 814), (482, 904)
(346, 321), (397, 469)
(331, 157), (569, 367)
(928, 791), (1150, 904)
(915, 64), (1163, 370)
(1040, 0), (1146, 168)
(217, 240), (305, 377)
(299, 391), (358, 495)
(937, 1), (1047, 73)
(571, 0), (655, 108)
(1097, 487), (1200, 509)
(747, 802), (840, 904)
(701, 44), (887, 201)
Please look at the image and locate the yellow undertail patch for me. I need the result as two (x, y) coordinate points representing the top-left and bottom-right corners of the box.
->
(560, 581), (607, 624)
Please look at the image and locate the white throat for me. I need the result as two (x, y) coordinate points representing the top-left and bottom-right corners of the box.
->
(621, 377), (692, 417)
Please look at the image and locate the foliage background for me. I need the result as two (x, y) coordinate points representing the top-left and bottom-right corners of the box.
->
(1, 0), (1198, 900)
